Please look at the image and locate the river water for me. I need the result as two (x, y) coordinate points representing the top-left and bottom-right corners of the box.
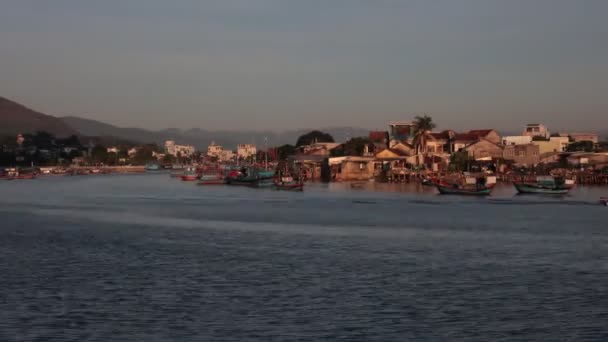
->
(1, 173), (607, 341)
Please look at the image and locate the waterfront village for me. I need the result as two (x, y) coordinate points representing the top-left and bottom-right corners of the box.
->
(2, 117), (608, 193)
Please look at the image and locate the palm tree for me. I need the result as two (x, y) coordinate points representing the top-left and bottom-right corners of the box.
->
(412, 115), (436, 166)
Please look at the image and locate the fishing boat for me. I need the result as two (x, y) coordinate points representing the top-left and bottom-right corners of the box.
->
(275, 175), (304, 191)
(600, 197), (608, 206)
(513, 176), (574, 195)
(197, 173), (224, 185)
(145, 162), (162, 171)
(225, 167), (275, 186)
(180, 166), (199, 181)
(436, 175), (495, 196)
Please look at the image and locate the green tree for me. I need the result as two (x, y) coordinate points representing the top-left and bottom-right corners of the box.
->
(567, 141), (594, 152)
(412, 115), (436, 165)
(90, 145), (108, 164)
(331, 137), (372, 157)
(448, 151), (471, 172)
(295, 131), (334, 147)
(131, 144), (157, 165)
(162, 154), (176, 164)
(276, 144), (296, 160)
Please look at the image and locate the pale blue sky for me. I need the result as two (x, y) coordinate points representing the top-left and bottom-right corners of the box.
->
(1, 0), (607, 132)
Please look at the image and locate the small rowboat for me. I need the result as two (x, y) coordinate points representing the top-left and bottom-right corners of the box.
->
(600, 197), (608, 206)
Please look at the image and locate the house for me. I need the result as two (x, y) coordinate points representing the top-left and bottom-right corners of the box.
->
(207, 142), (223, 158)
(503, 144), (540, 166)
(468, 129), (501, 145)
(106, 147), (119, 153)
(388, 122), (415, 146)
(328, 156), (375, 181)
(165, 140), (195, 157)
(299, 142), (340, 156)
(502, 136), (533, 146)
(566, 152), (608, 168)
(533, 136), (569, 154)
(390, 142), (416, 156)
(523, 124), (550, 139)
(566, 133), (599, 144)
(369, 131), (389, 152)
(219, 150), (235, 162)
(287, 155), (326, 181)
(465, 139), (505, 160)
(237, 144), (257, 159)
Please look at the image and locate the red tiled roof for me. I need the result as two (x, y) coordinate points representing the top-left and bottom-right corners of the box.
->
(468, 129), (495, 137)
(429, 132), (449, 140)
(454, 133), (480, 142)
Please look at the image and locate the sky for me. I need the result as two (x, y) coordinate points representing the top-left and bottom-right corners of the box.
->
(1, 0), (607, 132)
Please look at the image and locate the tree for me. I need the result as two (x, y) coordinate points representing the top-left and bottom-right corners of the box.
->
(412, 115), (436, 165)
(276, 144), (296, 160)
(162, 154), (176, 164)
(295, 131), (334, 147)
(567, 141), (594, 152)
(331, 137), (372, 157)
(131, 144), (157, 165)
(448, 151), (471, 172)
(90, 145), (108, 164)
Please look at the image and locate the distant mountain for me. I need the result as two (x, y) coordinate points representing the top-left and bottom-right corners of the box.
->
(0, 96), (78, 137)
(61, 116), (370, 149)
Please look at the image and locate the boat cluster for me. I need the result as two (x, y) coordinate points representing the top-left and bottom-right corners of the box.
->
(424, 174), (576, 196)
(167, 164), (305, 191)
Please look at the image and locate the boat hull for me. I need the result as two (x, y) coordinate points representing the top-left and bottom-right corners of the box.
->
(180, 175), (199, 181)
(514, 183), (570, 194)
(436, 184), (492, 196)
(600, 197), (608, 206)
(275, 183), (304, 191)
(197, 179), (224, 185)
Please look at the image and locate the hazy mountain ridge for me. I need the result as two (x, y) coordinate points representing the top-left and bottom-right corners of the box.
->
(0, 96), (78, 137)
(61, 116), (370, 149)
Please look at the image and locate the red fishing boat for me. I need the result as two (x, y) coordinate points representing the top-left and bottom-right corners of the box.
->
(180, 166), (199, 181)
(12, 173), (37, 180)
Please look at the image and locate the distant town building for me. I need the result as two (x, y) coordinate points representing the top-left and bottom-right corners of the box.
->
(564, 133), (599, 144)
(165, 140), (195, 157)
(523, 124), (550, 139)
(388, 121), (415, 146)
(219, 150), (235, 162)
(502, 136), (533, 146)
(533, 136), (569, 154)
(369, 131), (389, 152)
(127, 147), (139, 157)
(503, 144), (540, 166)
(106, 147), (119, 153)
(207, 142), (223, 158)
(237, 144), (257, 159)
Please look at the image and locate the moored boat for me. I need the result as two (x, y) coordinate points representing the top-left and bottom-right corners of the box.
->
(197, 173), (224, 185)
(600, 197), (608, 206)
(225, 167), (274, 186)
(180, 166), (199, 181)
(513, 176), (574, 195)
(436, 174), (495, 196)
(145, 162), (162, 171)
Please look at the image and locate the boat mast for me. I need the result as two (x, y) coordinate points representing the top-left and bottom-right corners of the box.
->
(264, 136), (268, 170)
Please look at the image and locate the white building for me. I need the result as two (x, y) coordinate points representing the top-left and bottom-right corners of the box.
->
(165, 140), (195, 157)
(237, 144), (257, 159)
(207, 142), (223, 158)
(106, 147), (119, 153)
(502, 136), (533, 146)
(522, 124), (550, 139)
(127, 147), (139, 157)
(219, 150), (235, 162)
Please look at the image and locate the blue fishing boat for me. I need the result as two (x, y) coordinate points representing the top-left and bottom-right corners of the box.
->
(436, 175), (495, 196)
(513, 176), (574, 194)
(145, 162), (162, 171)
(225, 167), (275, 186)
